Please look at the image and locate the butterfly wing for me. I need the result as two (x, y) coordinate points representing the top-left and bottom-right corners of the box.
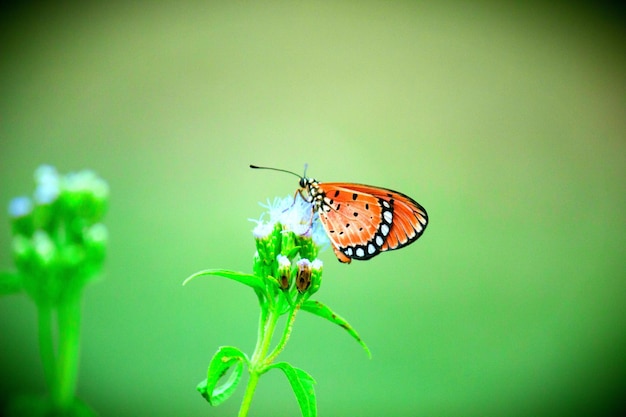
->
(315, 182), (428, 263)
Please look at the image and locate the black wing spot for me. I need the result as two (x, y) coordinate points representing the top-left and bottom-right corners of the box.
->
(352, 193), (358, 200)
(345, 223), (351, 228)
(365, 203), (369, 210)
(353, 212), (358, 217)
(336, 203), (341, 210)
(334, 190), (340, 197)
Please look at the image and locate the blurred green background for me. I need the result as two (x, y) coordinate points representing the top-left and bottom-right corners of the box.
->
(1, 1), (625, 416)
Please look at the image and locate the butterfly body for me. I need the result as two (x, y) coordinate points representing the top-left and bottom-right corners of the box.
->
(299, 177), (428, 264)
(251, 165), (428, 263)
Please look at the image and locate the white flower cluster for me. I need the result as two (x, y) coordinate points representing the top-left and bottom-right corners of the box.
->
(251, 195), (329, 249)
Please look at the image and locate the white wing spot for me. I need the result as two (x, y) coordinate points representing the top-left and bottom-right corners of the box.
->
(356, 248), (365, 257)
(367, 243), (376, 254)
(383, 211), (393, 223)
(376, 235), (384, 246)
(345, 247), (354, 256)
(381, 224), (390, 236)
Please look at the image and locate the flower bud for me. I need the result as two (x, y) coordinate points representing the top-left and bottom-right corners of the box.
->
(295, 258), (312, 293)
(296, 235), (318, 261)
(280, 229), (297, 258)
(84, 223), (108, 262)
(308, 259), (323, 296)
(32, 230), (56, 266)
(8, 196), (34, 237)
(34, 165), (61, 205)
(62, 170), (109, 224)
(276, 254), (292, 290)
(11, 234), (33, 268)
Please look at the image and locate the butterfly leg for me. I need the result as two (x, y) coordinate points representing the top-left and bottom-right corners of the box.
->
(281, 188), (307, 213)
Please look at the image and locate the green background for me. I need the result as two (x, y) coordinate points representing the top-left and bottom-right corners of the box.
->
(1, 1), (625, 416)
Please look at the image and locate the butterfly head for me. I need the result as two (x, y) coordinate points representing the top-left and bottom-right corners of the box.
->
(250, 164), (322, 205)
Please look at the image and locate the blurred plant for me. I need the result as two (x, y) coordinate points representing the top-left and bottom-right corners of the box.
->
(184, 195), (370, 417)
(1, 165), (109, 417)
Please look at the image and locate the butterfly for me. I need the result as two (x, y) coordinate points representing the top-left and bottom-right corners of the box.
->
(251, 165), (428, 263)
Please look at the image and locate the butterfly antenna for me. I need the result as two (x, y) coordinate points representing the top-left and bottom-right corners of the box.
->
(303, 163), (308, 178)
(249, 164), (303, 179)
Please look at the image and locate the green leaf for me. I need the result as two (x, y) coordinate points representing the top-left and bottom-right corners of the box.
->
(268, 362), (316, 417)
(183, 269), (265, 293)
(197, 346), (248, 406)
(302, 300), (371, 358)
(0, 271), (23, 296)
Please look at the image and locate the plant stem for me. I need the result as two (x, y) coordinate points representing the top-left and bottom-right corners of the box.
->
(239, 305), (281, 417)
(265, 296), (303, 364)
(55, 286), (82, 410)
(37, 302), (58, 402)
(237, 371), (260, 417)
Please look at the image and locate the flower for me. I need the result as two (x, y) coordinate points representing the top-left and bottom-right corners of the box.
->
(9, 165), (109, 292)
(8, 196), (33, 218)
(251, 195), (329, 248)
(252, 221), (274, 240)
(34, 165), (61, 204)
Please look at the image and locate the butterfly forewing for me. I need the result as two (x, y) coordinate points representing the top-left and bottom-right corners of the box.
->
(314, 182), (428, 263)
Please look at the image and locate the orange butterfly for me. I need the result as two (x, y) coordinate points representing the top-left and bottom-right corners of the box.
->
(251, 165), (428, 263)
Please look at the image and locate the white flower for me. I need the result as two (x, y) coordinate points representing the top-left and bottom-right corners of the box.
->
(34, 165), (61, 204)
(277, 254), (291, 269)
(311, 259), (323, 271)
(251, 195), (312, 237)
(8, 196), (32, 218)
(251, 194), (329, 249)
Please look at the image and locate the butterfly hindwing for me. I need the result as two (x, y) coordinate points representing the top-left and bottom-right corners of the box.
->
(314, 182), (427, 263)
(342, 183), (428, 250)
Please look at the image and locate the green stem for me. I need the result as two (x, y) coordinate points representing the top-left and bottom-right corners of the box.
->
(37, 302), (59, 402)
(55, 287), (83, 411)
(265, 295), (303, 364)
(240, 305), (280, 417)
(251, 298), (269, 365)
(237, 371), (260, 417)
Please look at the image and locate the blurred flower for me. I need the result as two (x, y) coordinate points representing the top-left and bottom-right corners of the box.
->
(32, 230), (56, 266)
(8, 196), (33, 218)
(34, 165), (61, 204)
(8, 165), (109, 296)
